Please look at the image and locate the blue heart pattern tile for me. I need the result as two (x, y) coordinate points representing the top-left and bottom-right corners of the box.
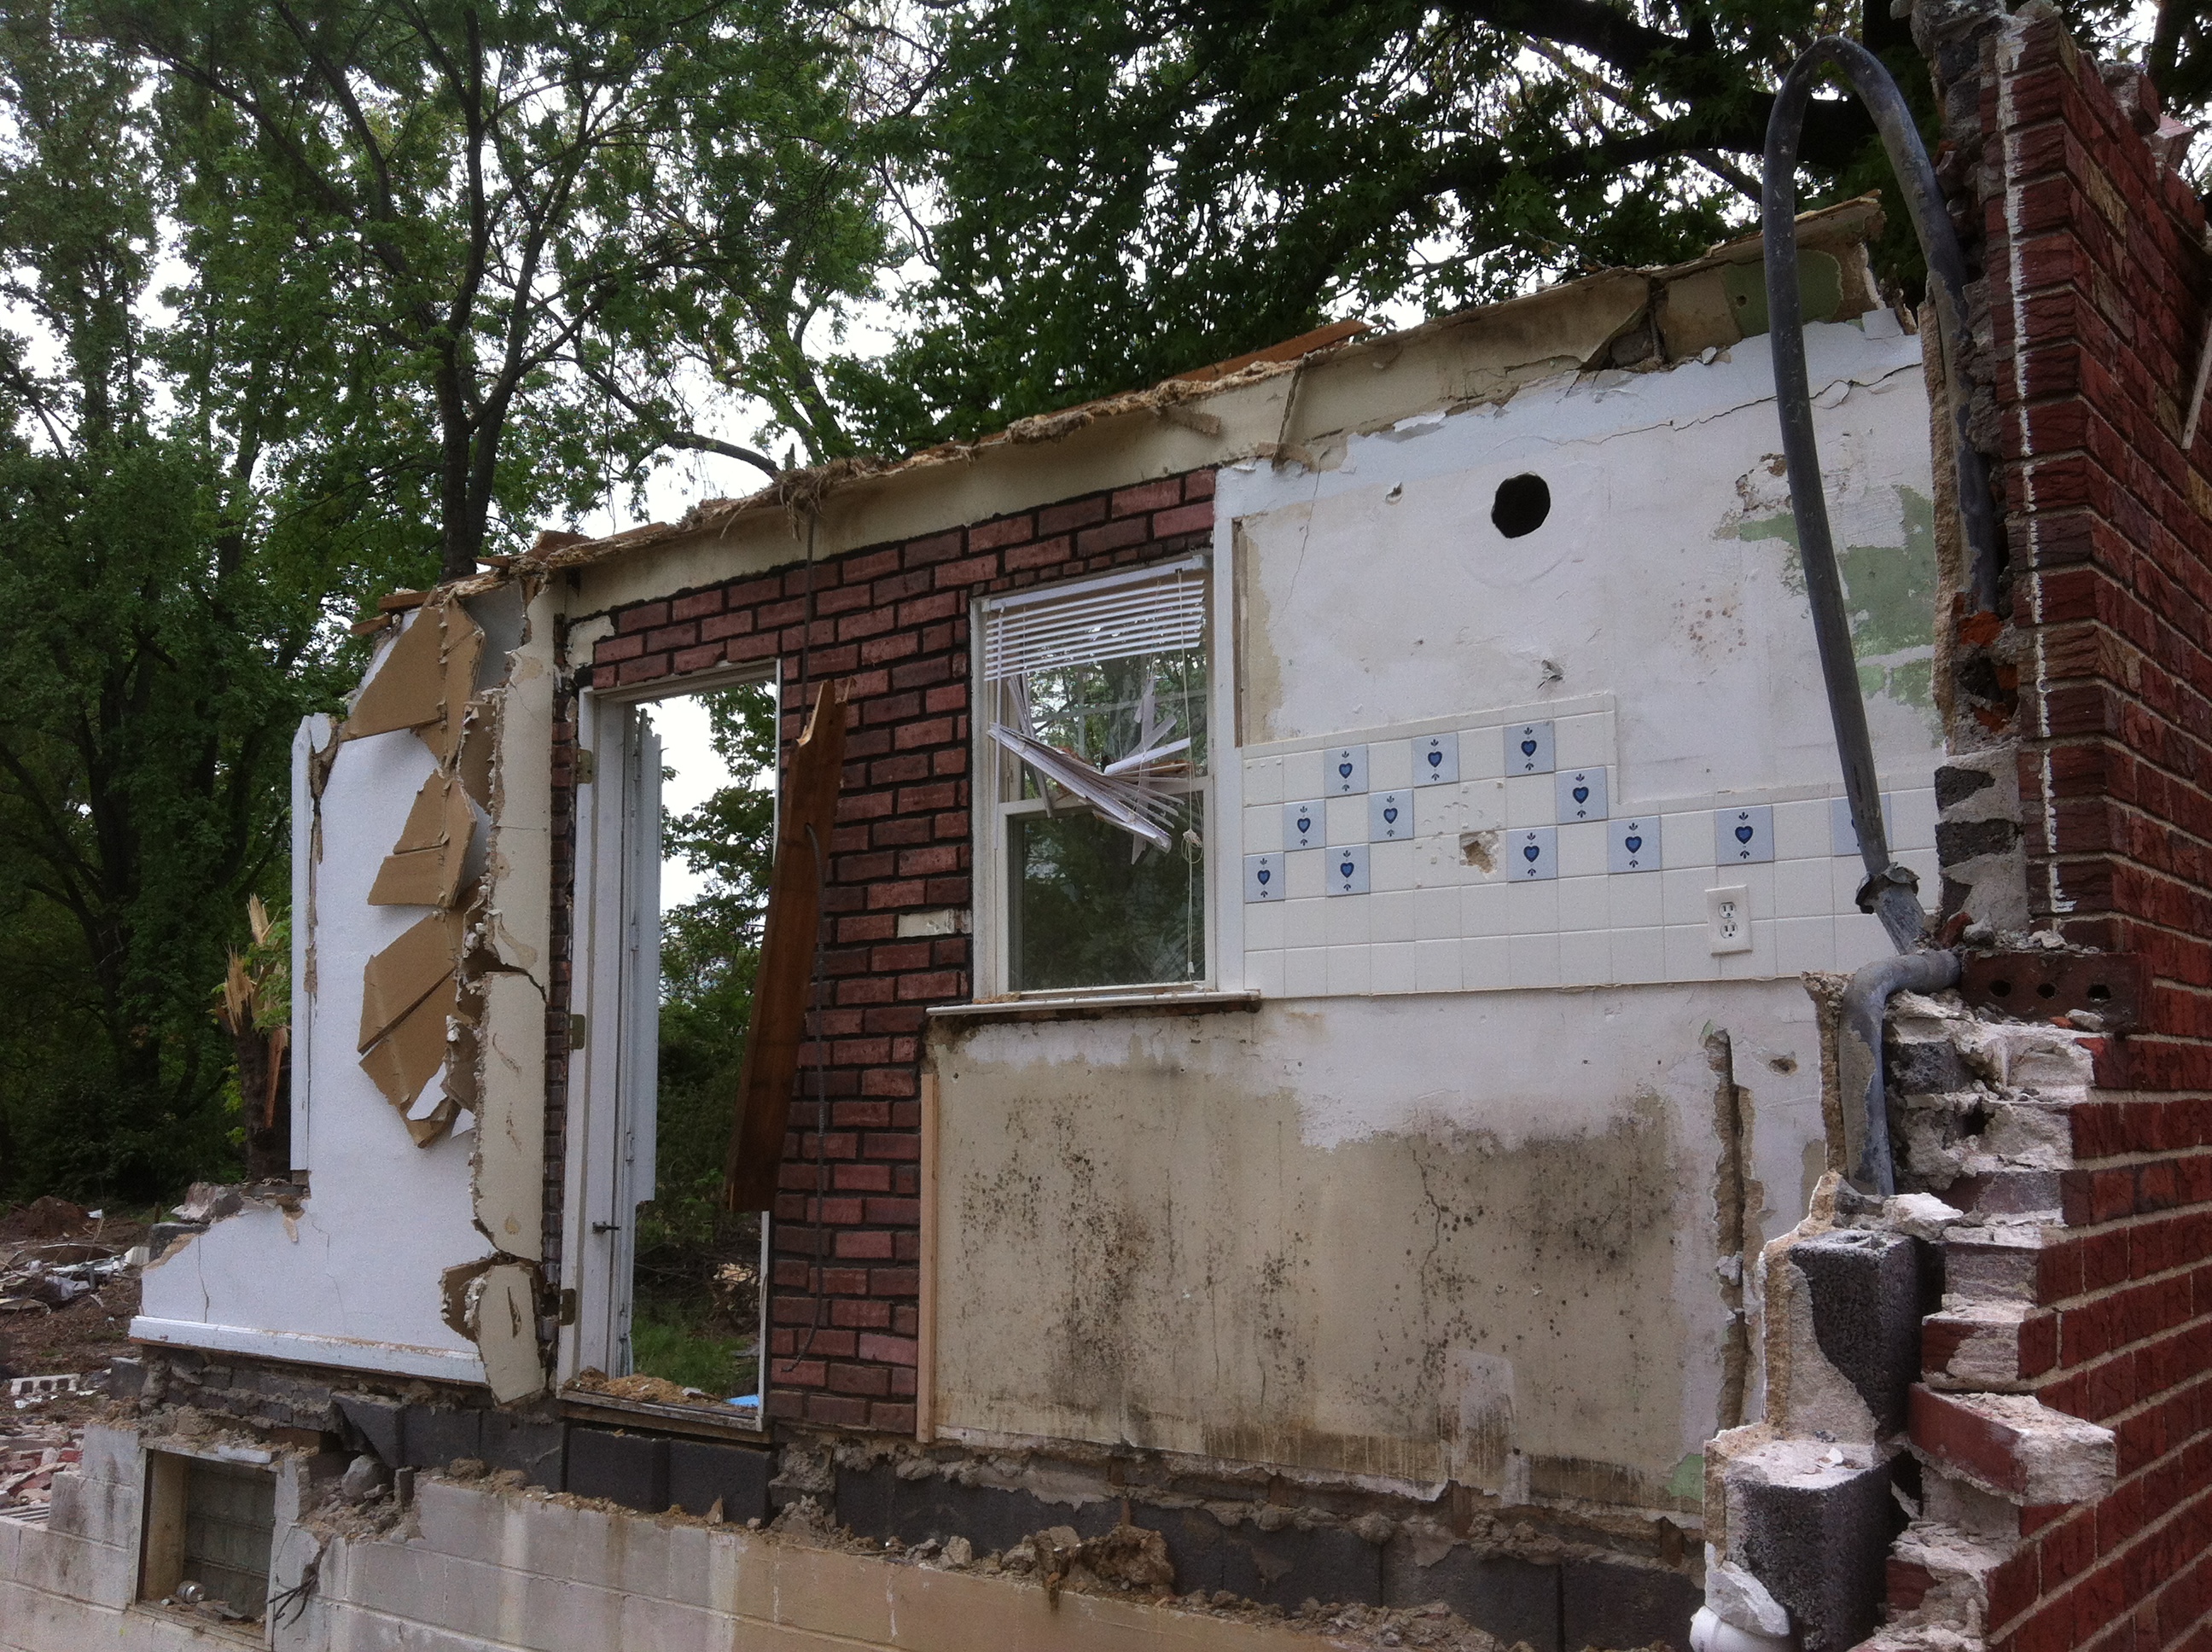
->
(1608, 817), (1660, 874)
(1507, 720), (1554, 775)
(1714, 804), (1775, 864)
(1555, 766), (1608, 823)
(1413, 732), (1458, 785)
(1329, 745), (1370, 795)
(1326, 843), (1371, 896)
(1243, 852), (1283, 903)
(1512, 827), (1557, 880)
(1369, 790), (1411, 841)
(1284, 800), (1324, 851)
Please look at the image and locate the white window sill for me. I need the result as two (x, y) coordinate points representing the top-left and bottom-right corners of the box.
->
(927, 988), (1261, 1025)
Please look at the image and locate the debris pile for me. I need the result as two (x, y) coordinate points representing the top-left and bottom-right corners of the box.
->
(0, 1423), (81, 1524)
(0, 1244), (127, 1314)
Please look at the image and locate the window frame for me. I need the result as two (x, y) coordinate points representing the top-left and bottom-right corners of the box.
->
(972, 558), (1221, 1000)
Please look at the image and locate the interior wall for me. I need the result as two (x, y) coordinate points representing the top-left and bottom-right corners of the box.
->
(932, 317), (1942, 1510)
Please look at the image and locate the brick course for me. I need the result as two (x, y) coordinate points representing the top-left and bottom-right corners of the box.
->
(575, 474), (1214, 1429)
(1959, 14), (2212, 1649)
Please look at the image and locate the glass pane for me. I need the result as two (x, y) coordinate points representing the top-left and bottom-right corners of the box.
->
(1010, 799), (1205, 991)
(1019, 647), (1207, 794)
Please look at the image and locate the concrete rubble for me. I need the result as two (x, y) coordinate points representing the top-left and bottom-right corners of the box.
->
(1703, 990), (2117, 1651)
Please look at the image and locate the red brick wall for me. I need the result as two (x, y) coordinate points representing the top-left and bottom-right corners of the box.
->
(576, 472), (1215, 1429)
(1965, 14), (2212, 1650)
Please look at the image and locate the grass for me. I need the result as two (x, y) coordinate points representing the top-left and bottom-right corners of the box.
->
(629, 1298), (758, 1397)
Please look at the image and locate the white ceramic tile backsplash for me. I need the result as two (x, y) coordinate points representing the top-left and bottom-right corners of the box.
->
(1241, 711), (1937, 999)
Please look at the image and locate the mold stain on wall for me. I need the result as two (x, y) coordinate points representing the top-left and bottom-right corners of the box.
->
(933, 1005), (1697, 1501)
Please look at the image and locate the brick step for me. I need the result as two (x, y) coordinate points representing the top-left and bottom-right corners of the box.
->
(1939, 1167), (2063, 1221)
(1919, 1304), (2057, 1390)
(1906, 1387), (2115, 1506)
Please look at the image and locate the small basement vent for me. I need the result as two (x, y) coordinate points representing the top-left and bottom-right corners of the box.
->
(142, 1453), (276, 1620)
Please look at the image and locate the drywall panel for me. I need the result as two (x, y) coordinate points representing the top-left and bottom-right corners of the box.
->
(137, 670), (491, 1370)
(932, 980), (1819, 1507)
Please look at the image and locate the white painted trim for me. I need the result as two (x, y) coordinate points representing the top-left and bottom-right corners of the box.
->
(130, 1318), (485, 1384)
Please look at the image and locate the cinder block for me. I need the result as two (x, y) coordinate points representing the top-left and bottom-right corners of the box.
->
(1165, 1507), (1382, 1610)
(1383, 1540), (1559, 1651)
(1560, 1557), (1700, 1652)
(667, 1440), (771, 1523)
(77, 1422), (141, 1486)
(402, 1404), (486, 1470)
(480, 1411), (565, 1490)
(834, 1461), (1115, 1558)
(335, 1393), (405, 1463)
(567, 1428), (670, 1513)
(1790, 1227), (1928, 1432)
(1729, 1444), (1896, 1652)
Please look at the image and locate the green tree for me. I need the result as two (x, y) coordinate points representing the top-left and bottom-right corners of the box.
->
(632, 683), (777, 1393)
(834, 0), (2164, 453)
(0, 2), (898, 1199)
(0, 9), (379, 1197)
(102, 0), (899, 579)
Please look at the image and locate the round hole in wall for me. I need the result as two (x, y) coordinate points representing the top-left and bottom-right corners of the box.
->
(1491, 473), (1551, 538)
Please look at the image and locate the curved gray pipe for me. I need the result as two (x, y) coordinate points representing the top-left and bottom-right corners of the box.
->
(1838, 948), (1963, 1196)
(1764, 38), (2002, 954)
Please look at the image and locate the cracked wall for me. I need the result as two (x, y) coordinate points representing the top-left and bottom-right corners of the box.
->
(136, 584), (559, 1400)
(931, 985), (1825, 1511)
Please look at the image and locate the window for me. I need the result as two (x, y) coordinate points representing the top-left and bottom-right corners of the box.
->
(979, 561), (1211, 993)
(140, 1452), (276, 1624)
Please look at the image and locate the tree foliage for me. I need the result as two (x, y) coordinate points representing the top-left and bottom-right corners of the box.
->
(834, 0), (2170, 454)
(0, 3), (897, 1201)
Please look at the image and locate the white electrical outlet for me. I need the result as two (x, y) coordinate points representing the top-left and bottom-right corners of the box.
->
(1706, 886), (1753, 954)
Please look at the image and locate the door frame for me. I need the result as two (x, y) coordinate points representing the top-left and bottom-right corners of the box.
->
(558, 664), (779, 1397)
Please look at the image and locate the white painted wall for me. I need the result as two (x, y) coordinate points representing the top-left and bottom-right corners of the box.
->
(136, 625), (491, 1382)
(1220, 317), (1941, 998)
(934, 319), (1943, 1508)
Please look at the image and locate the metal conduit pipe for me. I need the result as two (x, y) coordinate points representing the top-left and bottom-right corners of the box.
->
(1839, 948), (1962, 1196)
(1764, 36), (2002, 956)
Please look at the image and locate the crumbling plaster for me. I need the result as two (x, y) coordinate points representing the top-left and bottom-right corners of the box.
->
(932, 313), (1941, 1514)
(929, 984), (1824, 1509)
(137, 588), (563, 1394)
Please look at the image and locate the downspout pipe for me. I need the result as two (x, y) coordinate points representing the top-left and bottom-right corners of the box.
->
(1764, 37), (2002, 956)
(1839, 948), (1962, 1196)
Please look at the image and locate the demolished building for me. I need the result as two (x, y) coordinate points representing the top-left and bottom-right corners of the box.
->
(3, 3), (2208, 1648)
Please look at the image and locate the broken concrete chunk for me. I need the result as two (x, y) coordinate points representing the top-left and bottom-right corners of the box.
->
(358, 908), (468, 1053)
(1707, 1556), (1792, 1637)
(469, 1262), (546, 1405)
(338, 1455), (390, 1504)
(1877, 1193), (1965, 1242)
(367, 774), (477, 908)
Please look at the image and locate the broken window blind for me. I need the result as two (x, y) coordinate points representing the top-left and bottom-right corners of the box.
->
(982, 559), (1207, 683)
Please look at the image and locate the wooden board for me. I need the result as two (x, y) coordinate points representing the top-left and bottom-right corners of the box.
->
(722, 679), (850, 1213)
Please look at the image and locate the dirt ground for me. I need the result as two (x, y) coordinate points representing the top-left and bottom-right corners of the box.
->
(0, 1200), (148, 1422)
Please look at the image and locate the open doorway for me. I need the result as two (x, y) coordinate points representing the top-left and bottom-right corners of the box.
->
(568, 677), (777, 1419)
